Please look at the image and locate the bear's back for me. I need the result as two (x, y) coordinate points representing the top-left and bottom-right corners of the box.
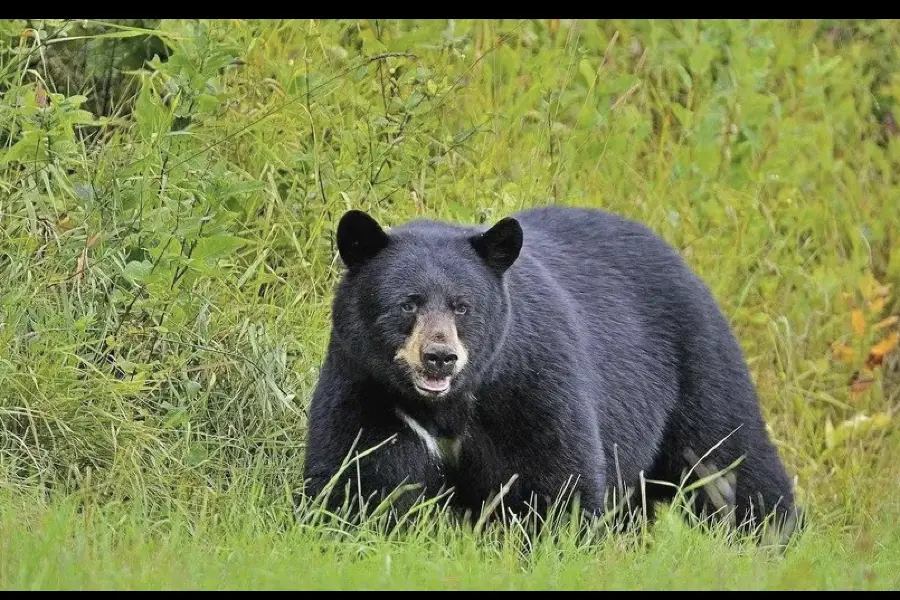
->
(512, 206), (688, 282)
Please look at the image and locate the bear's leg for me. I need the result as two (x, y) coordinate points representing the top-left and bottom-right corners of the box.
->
(302, 425), (449, 534)
(644, 411), (800, 545)
(662, 328), (801, 544)
(301, 373), (447, 529)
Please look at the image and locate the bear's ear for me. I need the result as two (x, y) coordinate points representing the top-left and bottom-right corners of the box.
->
(336, 210), (389, 269)
(470, 217), (523, 275)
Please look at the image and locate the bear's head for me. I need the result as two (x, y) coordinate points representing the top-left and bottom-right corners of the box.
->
(331, 209), (523, 403)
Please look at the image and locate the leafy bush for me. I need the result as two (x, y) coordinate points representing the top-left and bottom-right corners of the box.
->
(1, 19), (898, 530)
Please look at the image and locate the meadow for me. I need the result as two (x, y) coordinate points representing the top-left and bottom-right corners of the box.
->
(1, 19), (898, 590)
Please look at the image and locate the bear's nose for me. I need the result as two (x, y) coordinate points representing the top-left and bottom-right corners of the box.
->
(422, 343), (458, 375)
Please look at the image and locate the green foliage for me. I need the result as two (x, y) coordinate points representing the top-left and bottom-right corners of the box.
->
(0, 19), (899, 587)
(1, 487), (899, 590)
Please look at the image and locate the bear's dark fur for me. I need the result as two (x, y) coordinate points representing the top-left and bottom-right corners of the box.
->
(302, 206), (799, 539)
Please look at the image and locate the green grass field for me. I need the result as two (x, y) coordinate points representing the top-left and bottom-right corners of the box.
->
(1, 19), (899, 590)
(2, 488), (899, 590)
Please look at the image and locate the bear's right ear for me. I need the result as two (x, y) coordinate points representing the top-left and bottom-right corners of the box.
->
(336, 210), (389, 269)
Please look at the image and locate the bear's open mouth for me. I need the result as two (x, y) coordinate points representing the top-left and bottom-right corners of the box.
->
(413, 373), (452, 395)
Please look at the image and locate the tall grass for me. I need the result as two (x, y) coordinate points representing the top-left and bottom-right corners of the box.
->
(1, 19), (899, 589)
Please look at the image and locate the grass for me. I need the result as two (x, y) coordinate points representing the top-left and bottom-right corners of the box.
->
(2, 485), (899, 590)
(1, 18), (899, 589)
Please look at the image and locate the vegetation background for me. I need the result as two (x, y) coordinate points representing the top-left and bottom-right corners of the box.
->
(1, 19), (898, 589)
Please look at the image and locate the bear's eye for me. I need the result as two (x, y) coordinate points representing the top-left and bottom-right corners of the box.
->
(400, 301), (417, 313)
(453, 303), (469, 316)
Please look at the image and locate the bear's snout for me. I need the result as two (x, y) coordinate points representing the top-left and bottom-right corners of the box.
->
(422, 343), (458, 377)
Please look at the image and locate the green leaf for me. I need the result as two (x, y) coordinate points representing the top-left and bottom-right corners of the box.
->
(185, 444), (208, 467)
(671, 104), (693, 129)
(0, 130), (48, 165)
(196, 93), (221, 114)
(123, 260), (152, 284)
(689, 42), (716, 76)
(184, 380), (202, 399)
(579, 58), (595, 86)
(70, 109), (99, 125)
(192, 235), (247, 262)
(163, 408), (188, 429)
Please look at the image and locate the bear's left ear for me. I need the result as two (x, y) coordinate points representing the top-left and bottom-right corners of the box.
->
(470, 217), (523, 275)
(336, 210), (390, 270)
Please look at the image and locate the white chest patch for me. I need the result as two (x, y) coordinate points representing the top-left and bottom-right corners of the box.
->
(395, 408), (462, 466)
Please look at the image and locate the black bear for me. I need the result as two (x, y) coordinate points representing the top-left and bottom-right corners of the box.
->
(302, 205), (799, 540)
